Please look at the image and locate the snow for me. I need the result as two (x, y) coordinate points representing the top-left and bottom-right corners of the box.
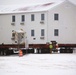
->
(0, 0), (76, 14)
(15, 30), (25, 33)
(0, 1), (64, 14)
(0, 54), (76, 75)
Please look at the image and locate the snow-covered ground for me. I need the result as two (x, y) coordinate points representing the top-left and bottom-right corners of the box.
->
(0, 53), (76, 75)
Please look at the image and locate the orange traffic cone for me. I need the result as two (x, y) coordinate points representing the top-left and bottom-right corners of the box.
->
(19, 50), (23, 57)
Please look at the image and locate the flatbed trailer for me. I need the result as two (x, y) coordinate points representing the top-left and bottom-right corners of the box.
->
(58, 44), (76, 53)
(0, 43), (76, 56)
(0, 44), (49, 55)
(0, 44), (25, 56)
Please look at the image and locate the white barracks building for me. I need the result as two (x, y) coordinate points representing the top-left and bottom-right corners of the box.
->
(0, 0), (76, 45)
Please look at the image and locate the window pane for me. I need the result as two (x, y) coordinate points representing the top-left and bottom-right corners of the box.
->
(54, 14), (59, 20)
(31, 30), (34, 36)
(12, 16), (15, 22)
(22, 15), (25, 22)
(41, 14), (44, 20)
(31, 14), (34, 21)
(41, 29), (44, 36)
(54, 29), (59, 36)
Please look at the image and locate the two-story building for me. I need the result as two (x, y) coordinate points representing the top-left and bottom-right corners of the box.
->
(0, 0), (76, 46)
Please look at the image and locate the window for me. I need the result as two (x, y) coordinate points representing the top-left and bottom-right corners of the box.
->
(54, 29), (59, 36)
(11, 32), (15, 40)
(41, 29), (45, 36)
(31, 14), (35, 21)
(31, 30), (35, 36)
(12, 16), (15, 22)
(54, 14), (59, 20)
(12, 33), (15, 37)
(41, 14), (45, 20)
(21, 15), (25, 22)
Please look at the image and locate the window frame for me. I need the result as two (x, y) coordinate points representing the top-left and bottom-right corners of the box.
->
(54, 13), (59, 20)
(12, 16), (15, 22)
(31, 14), (35, 21)
(54, 29), (59, 36)
(41, 29), (45, 36)
(31, 30), (35, 36)
(41, 14), (45, 20)
(21, 15), (25, 22)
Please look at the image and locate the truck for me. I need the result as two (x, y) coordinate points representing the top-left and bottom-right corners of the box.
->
(0, 1), (76, 56)
(0, 30), (76, 56)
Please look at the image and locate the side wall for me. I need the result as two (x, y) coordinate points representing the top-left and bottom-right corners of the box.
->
(47, 1), (76, 44)
(0, 12), (48, 44)
(25, 12), (48, 44)
(0, 1), (76, 45)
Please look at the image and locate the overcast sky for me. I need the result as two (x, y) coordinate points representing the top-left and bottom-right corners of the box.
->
(0, 0), (76, 5)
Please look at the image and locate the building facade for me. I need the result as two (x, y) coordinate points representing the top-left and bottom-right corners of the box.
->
(0, 0), (76, 45)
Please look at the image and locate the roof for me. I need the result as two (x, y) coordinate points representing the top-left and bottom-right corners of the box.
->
(14, 3), (54, 12)
(0, 0), (73, 14)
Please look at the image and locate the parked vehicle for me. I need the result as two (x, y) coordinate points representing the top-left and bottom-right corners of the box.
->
(0, 0), (76, 55)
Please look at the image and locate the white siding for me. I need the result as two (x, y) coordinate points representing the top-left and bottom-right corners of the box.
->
(0, 14), (12, 44)
(0, 14), (26, 44)
(0, 1), (76, 45)
(48, 1), (76, 44)
(0, 12), (48, 44)
(25, 12), (48, 44)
